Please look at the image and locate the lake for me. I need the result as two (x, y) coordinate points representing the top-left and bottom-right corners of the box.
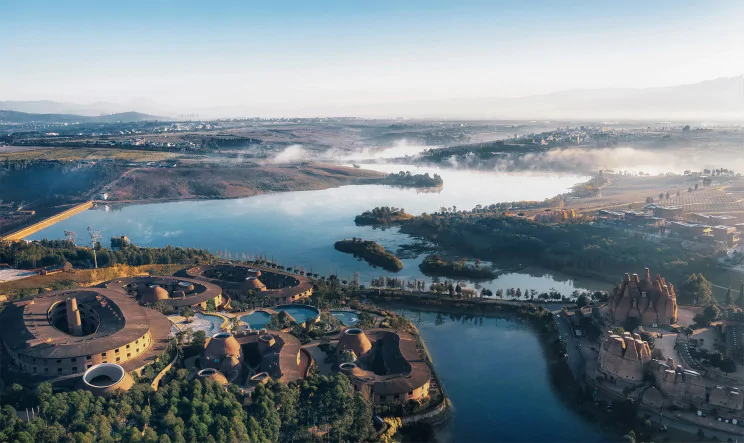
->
(395, 307), (608, 442)
(25, 164), (611, 440)
(27, 165), (604, 296)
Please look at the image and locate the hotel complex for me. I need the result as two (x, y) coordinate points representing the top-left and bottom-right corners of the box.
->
(0, 263), (434, 411)
(0, 288), (170, 384)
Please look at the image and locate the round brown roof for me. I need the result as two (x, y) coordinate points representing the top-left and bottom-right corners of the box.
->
(81, 363), (135, 395)
(337, 328), (372, 357)
(246, 277), (266, 290)
(204, 332), (242, 361)
(197, 368), (228, 385)
(141, 285), (169, 305)
(219, 355), (242, 378)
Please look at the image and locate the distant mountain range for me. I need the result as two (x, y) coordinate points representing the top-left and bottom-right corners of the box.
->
(2, 75), (742, 120)
(0, 110), (169, 124)
(354, 75), (744, 121)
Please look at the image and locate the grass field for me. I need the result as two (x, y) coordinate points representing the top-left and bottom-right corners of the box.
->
(0, 147), (181, 162)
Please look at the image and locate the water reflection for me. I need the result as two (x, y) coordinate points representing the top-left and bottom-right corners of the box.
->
(28, 168), (601, 293)
(392, 307), (606, 442)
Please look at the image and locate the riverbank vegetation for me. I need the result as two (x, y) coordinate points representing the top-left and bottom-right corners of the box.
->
(354, 206), (413, 226)
(382, 170), (443, 188)
(355, 206), (719, 284)
(334, 238), (403, 272)
(419, 255), (495, 279)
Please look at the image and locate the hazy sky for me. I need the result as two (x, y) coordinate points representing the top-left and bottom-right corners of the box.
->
(2, 0), (743, 112)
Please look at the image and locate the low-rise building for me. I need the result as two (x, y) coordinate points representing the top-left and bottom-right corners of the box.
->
(652, 205), (684, 220)
(669, 221), (712, 239)
(711, 225), (740, 245)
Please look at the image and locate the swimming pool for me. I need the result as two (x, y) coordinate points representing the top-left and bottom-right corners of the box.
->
(331, 311), (359, 326)
(195, 313), (223, 332)
(240, 311), (272, 330)
(274, 304), (319, 324)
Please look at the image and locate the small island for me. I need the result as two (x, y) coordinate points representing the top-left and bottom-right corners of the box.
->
(419, 255), (496, 279)
(334, 238), (404, 271)
(382, 170), (443, 188)
(355, 206), (413, 226)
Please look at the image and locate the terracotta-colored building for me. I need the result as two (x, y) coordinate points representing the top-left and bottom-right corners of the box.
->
(0, 288), (170, 384)
(185, 264), (313, 305)
(598, 331), (652, 383)
(337, 328), (431, 405)
(104, 275), (224, 310)
(606, 268), (678, 326)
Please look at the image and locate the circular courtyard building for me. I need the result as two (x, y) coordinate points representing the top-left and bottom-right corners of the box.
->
(0, 288), (171, 384)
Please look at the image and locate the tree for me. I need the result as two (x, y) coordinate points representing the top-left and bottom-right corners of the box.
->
(680, 273), (712, 305)
(576, 293), (590, 308)
(180, 306), (195, 323)
(205, 299), (216, 312)
(192, 330), (207, 348)
(725, 287), (732, 306)
(693, 304), (721, 326)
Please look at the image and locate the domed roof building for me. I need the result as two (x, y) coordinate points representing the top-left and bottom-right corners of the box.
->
(197, 368), (228, 385)
(606, 268), (678, 326)
(140, 285), (170, 305)
(336, 329), (432, 405)
(245, 277), (266, 291)
(204, 332), (243, 363)
(337, 328), (372, 357)
(80, 363), (135, 396)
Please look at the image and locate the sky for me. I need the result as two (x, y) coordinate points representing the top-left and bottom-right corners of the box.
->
(2, 0), (744, 116)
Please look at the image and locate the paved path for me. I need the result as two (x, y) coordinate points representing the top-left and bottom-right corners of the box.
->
(555, 313), (585, 384)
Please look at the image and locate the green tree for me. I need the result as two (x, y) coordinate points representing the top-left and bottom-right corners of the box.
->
(680, 273), (713, 305)
(180, 306), (195, 323)
(192, 330), (207, 348)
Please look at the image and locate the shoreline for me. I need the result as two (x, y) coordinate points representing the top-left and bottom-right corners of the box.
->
(368, 294), (617, 438)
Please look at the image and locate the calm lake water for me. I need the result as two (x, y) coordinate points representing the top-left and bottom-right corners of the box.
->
(395, 307), (608, 442)
(28, 165), (602, 296)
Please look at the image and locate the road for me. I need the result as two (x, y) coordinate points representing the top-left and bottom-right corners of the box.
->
(643, 407), (744, 441)
(555, 313), (585, 385)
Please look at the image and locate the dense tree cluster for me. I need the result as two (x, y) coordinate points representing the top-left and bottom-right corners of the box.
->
(419, 255), (495, 279)
(382, 171), (443, 188)
(0, 239), (212, 270)
(0, 373), (375, 443)
(354, 206), (413, 226)
(355, 208), (719, 284)
(334, 238), (403, 272)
